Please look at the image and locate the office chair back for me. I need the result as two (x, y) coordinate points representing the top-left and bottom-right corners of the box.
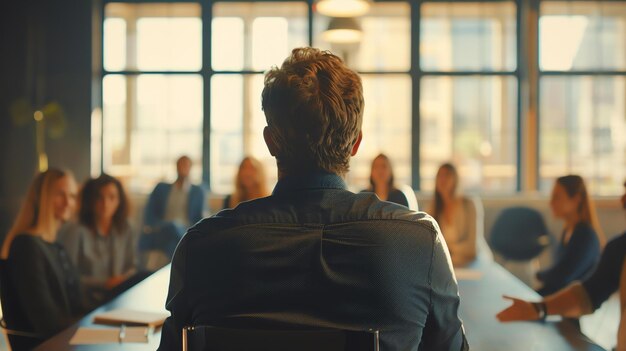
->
(489, 206), (550, 261)
(182, 326), (380, 351)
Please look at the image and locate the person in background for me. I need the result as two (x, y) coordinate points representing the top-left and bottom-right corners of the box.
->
(535, 175), (605, 296)
(144, 155), (205, 229)
(58, 174), (137, 309)
(362, 153), (409, 207)
(429, 163), (477, 267)
(497, 181), (626, 351)
(1, 169), (83, 349)
(140, 156), (205, 270)
(223, 156), (269, 209)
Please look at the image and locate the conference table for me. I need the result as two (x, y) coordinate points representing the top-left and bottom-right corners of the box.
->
(36, 259), (606, 350)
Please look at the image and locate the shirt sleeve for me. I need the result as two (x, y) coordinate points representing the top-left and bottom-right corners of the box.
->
(536, 225), (600, 296)
(581, 233), (626, 310)
(158, 231), (192, 351)
(418, 229), (468, 351)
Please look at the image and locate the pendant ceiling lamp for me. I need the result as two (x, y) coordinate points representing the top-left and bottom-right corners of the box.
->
(316, 0), (370, 18)
(322, 17), (363, 44)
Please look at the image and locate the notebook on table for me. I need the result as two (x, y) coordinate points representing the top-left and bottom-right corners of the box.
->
(93, 308), (168, 328)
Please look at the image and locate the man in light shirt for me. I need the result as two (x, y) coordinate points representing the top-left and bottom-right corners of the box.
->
(140, 156), (205, 270)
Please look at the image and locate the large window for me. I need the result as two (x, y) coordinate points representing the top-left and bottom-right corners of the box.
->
(539, 1), (626, 195)
(314, 2), (412, 189)
(98, 0), (626, 196)
(101, 3), (203, 192)
(420, 2), (518, 193)
(210, 2), (308, 193)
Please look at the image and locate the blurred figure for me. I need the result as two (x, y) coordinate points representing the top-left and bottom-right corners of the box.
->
(144, 155), (205, 228)
(140, 156), (205, 270)
(535, 175), (605, 296)
(223, 156), (269, 209)
(1, 169), (83, 349)
(497, 181), (626, 351)
(58, 174), (137, 309)
(363, 153), (409, 207)
(429, 163), (478, 267)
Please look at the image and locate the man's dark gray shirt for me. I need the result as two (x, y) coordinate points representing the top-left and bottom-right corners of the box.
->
(158, 173), (468, 350)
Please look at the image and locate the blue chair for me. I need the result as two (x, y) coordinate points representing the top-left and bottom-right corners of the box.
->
(489, 206), (550, 261)
(182, 326), (380, 351)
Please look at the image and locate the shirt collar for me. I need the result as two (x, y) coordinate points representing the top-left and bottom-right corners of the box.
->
(272, 172), (347, 195)
(173, 178), (191, 192)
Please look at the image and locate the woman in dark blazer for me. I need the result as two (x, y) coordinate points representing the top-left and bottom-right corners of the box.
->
(0, 169), (83, 350)
(362, 153), (409, 207)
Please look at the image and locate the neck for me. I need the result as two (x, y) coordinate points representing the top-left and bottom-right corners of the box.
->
(97, 217), (112, 235)
(30, 219), (61, 243)
(175, 177), (186, 188)
(563, 214), (580, 232)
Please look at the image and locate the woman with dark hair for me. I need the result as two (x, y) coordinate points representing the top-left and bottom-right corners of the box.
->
(58, 173), (137, 309)
(363, 154), (409, 207)
(428, 163), (478, 267)
(1, 169), (83, 349)
(535, 175), (605, 296)
(498, 181), (625, 351)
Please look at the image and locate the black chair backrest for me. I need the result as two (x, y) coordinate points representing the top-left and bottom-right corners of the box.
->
(0, 259), (42, 349)
(489, 206), (550, 261)
(183, 326), (379, 351)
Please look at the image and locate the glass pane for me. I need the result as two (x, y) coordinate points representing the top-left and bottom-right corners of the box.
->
(212, 17), (245, 71)
(314, 2), (410, 71)
(540, 2), (626, 71)
(104, 3), (202, 72)
(102, 75), (127, 168)
(421, 2), (517, 72)
(211, 75), (244, 193)
(103, 18), (126, 71)
(102, 74), (203, 193)
(212, 2), (308, 71)
(349, 75), (412, 189)
(137, 17), (202, 71)
(420, 76), (518, 193)
(540, 76), (626, 195)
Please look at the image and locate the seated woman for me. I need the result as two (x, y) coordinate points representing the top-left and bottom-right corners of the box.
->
(498, 181), (626, 351)
(58, 174), (137, 309)
(362, 153), (409, 207)
(1, 169), (83, 349)
(428, 163), (477, 267)
(535, 175), (605, 296)
(223, 157), (269, 209)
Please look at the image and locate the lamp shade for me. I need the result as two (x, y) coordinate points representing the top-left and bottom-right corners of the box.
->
(316, 0), (370, 17)
(322, 17), (363, 44)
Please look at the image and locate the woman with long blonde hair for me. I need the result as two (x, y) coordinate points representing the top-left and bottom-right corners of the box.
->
(536, 175), (605, 296)
(223, 157), (269, 209)
(428, 163), (478, 267)
(1, 169), (83, 349)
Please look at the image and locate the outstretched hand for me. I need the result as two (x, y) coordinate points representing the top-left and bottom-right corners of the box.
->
(496, 295), (540, 322)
